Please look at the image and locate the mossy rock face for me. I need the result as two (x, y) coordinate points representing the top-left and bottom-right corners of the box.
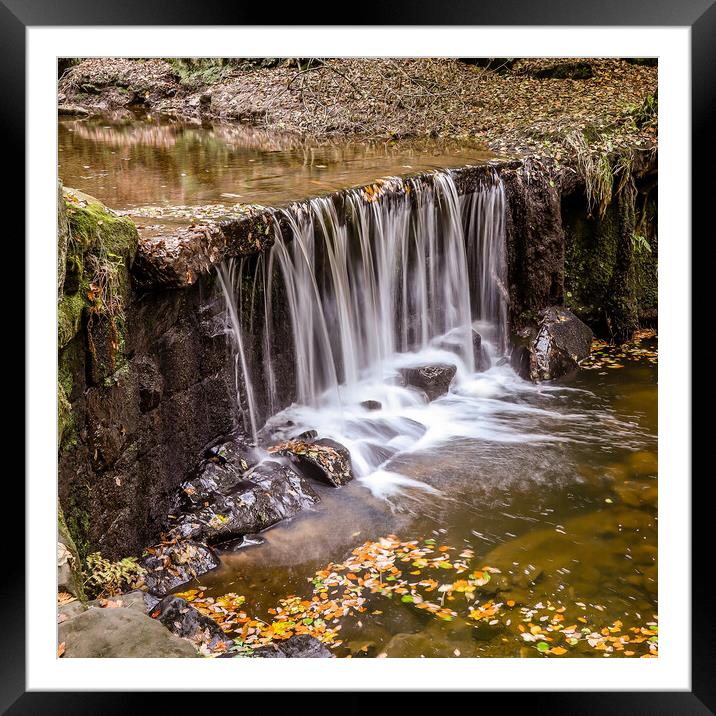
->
(563, 183), (657, 340)
(58, 179), (69, 301)
(59, 187), (139, 374)
(63, 188), (138, 259)
(58, 381), (72, 445)
(58, 504), (86, 601)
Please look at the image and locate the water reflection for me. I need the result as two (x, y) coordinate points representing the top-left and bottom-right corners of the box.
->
(58, 114), (497, 210)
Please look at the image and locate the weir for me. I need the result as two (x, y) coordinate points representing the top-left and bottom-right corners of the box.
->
(218, 170), (508, 442)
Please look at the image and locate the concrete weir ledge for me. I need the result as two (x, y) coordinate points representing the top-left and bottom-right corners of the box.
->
(132, 159), (522, 291)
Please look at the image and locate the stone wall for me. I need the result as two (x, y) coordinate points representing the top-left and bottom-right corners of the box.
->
(58, 190), (237, 560)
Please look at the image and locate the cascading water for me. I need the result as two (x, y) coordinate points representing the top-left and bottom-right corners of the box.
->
(218, 167), (654, 508)
(219, 169), (524, 493)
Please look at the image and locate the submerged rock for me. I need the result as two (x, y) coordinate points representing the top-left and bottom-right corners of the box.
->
(170, 459), (319, 544)
(529, 306), (593, 381)
(268, 437), (354, 487)
(152, 595), (232, 652)
(58, 607), (198, 658)
(360, 400), (382, 411)
(138, 540), (221, 596)
(434, 328), (491, 372)
(399, 363), (457, 401)
(253, 634), (332, 658)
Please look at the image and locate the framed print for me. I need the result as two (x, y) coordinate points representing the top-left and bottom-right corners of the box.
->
(6, 0), (709, 710)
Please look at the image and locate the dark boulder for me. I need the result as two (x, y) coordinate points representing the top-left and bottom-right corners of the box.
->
(528, 306), (593, 381)
(151, 595), (232, 652)
(360, 400), (382, 411)
(169, 459), (320, 544)
(268, 437), (353, 487)
(399, 363), (457, 401)
(138, 540), (221, 597)
(253, 634), (332, 658)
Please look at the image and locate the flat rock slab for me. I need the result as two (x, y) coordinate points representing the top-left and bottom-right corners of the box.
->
(139, 540), (220, 597)
(399, 363), (457, 401)
(58, 607), (197, 658)
(267, 437), (353, 487)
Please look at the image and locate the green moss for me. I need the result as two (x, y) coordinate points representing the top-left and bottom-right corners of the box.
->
(58, 382), (72, 444)
(60, 188), (139, 383)
(58, 503), (87, 601)
(58, 288), (87, 349)
(65, 490), (92, 564)
(64, 189), (138, 259)
(564, 179), (657, 342)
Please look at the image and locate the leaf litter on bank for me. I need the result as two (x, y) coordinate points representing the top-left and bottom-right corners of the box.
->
(581, 329), (657, 370)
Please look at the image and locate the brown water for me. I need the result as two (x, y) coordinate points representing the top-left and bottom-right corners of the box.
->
(58, 114), (498, 215)
(185, 357), (658, 658)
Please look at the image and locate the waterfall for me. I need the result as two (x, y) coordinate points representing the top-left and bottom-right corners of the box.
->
(219, 170), (507, 440)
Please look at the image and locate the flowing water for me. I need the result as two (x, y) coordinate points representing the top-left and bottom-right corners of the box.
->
(209, 170), (658, 658)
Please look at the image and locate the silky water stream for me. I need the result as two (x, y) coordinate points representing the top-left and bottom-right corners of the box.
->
(200, 170), (657, 658)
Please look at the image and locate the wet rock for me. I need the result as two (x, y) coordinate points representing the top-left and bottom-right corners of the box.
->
(216, 533), (266, 552)
(363, 442), (397, 466)
(170, 459), (320, 544)
(476, 572), (512, 595)
(58, 607), (198, 657)
(253, 634), (332, 658)
(295, 429), (318, 440)
(268, 438), (353, 487)
(514, 563), (543, 589)
(613, 479), (658, 510)
(136, 356), (163, 413)
(360, 400), (382, 411)
(133, 223), (226, 289)
(434, 328), (490, 372)
(58, 599), (88, 623)
(399, 363), (457, 400)
(138, 540), (221, 596)
(528, 307), (593, 381)
(628, 450), (658, 477)
(151, 595), (232, 651)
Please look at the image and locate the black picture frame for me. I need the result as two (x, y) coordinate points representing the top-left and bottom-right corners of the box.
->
(7, 1), (707, 711)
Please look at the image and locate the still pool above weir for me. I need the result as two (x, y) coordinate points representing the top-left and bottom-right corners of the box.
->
(58, 114), (500, 215)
